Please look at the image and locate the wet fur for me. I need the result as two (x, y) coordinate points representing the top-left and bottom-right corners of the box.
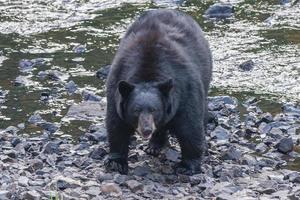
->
(105, 9), (212, 174)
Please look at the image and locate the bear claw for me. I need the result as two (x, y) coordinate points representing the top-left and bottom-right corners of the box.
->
(145, 144), (162, 156)
(104, 158), (128, 174)
(174, 159), (202, 175)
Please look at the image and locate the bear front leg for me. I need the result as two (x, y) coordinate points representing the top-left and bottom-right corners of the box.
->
(105, 112), (133, 174)
(170, 111), (207, 175)
(145, 130), (169, 156)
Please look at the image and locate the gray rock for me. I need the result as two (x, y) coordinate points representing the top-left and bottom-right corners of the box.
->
(221, 146), (242, 161)
(28, 114), (44, 124)
(89, 147), (107, 160)
(240, 154), (257, 166)
(284, 172), (300, 183)
(255, 143), (268, 154)
(100, 182), (122, 196)
(85, 186), (101, 196)
(4, 126), (19, 134)
(18, 176), (29, 187)
(65, 80), (78, 94)
(239, 60), (254, 71)
(0, 191), (11, 200)
(96, 172), (113, 182)
(133, 166), (151, 176)
(39, 122), (59, 133)
(96, 65), (111, 79)
(211, 126), (230, 141)
(165, 148), (180, 162)
(43, 141), (60, 154)
(125, 180), (144, 192)
(277, 138), (293, 154)
(114, 174), (128, 185)
(22, 190), (41, 200)
(65, 101), (105, 121)
(29, 159), (44, 172)
(82, 90), (101, 102)
(73, 44), (86, 53)
(204, 3), (234, 19)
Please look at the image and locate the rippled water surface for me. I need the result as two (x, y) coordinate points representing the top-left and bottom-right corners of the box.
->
(0, 0), (299, 137)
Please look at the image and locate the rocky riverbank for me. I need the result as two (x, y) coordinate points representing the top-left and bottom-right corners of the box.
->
(1, 95), (299, 200)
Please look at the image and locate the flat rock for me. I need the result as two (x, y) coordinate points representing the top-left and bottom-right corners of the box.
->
(100, 182), (122, 196)
(96, 65), (111, 79)
(239, 60), (254, 71)
(22, 190), (41, 200)
(221, 146), (242, 161)
(125, 180), (144, 192)
(0, 191), (11, 200)
(65, 101), (105, 121)
(277, 137), (293, 154)
(204, 3), (234, 19)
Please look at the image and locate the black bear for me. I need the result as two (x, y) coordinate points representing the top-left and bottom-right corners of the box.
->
(105, 9), (212, 174)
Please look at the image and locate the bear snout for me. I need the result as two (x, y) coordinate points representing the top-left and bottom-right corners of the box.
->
(137, 113), (156, 139)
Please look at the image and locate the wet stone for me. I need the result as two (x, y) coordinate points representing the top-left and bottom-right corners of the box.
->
(96, 172), (113, 182)
(239, 60), (254, 71)
(82, 90), (101, 102)
(73, 44), (86, 54)
(39, 122), (59, 133)
(96, 65), (111, 79)
(29, 159), (44, 172)
(43, 141), (60, 154)
(277, 137), (293, 154)
(11, 137), (21, 147)
(221, 146), (242, 161)
(204, 3), (234, 19)
(4, 126), (19, 134)
(65, 80), (78, 94)
(19, 59), (34, 71)
(22, 190), (41, 200)
(100, 182), (122, 195)
(28, 114), (44, 124)
(125, 180), (144, 193)
(14, 76), (32, 86)
(47, 70), (69, 81)
(165, 148), (180, 162)
(18, 176), (29, 187)
(211, 126), (230, 141)
(85, 186), (101, 196)
(284, 172), (300, 183)
(0, 191), (11, 200)
(85, 131), (107, 143)
(114, 174), (128, 185)
(56, 177), (81, 190)
(255, 143), (268, 154)
(133, 166), (151, 176)
(240, 154), (257, 166)
(89, 147), (107, 160)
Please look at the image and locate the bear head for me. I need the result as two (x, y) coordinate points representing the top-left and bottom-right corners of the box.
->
(116, 79), (173, 139)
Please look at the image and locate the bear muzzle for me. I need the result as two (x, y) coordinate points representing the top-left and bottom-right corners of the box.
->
(137, 113), (156, 139)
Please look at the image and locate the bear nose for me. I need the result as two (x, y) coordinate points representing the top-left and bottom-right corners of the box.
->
(142, 128), (153, 136)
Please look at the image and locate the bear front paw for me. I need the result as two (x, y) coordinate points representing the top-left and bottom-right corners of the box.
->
(104, 155), (128, 174)
(145, 143), (163, 156)
(175, 158), (202, 175)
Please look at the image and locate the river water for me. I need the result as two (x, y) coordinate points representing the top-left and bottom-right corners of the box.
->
(0, 0), (299, 136)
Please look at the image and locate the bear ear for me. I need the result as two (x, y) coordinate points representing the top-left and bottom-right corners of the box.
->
(158, 78), (173, 95)
(118, 80), (135, 98)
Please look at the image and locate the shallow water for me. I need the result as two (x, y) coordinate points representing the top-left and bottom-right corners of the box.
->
(0, 1), (299, 170)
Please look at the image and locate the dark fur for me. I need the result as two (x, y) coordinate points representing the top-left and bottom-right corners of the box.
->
(105, 9), (212, 174)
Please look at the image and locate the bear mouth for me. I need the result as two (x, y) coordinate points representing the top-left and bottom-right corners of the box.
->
(136, 129), (153, 140)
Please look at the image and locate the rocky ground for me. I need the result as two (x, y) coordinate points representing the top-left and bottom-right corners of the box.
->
(0, 93), (300, 200)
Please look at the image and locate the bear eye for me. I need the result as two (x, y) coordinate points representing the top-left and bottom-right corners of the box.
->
(134, 108), (141, 114)
(149, 107), (156, 113)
